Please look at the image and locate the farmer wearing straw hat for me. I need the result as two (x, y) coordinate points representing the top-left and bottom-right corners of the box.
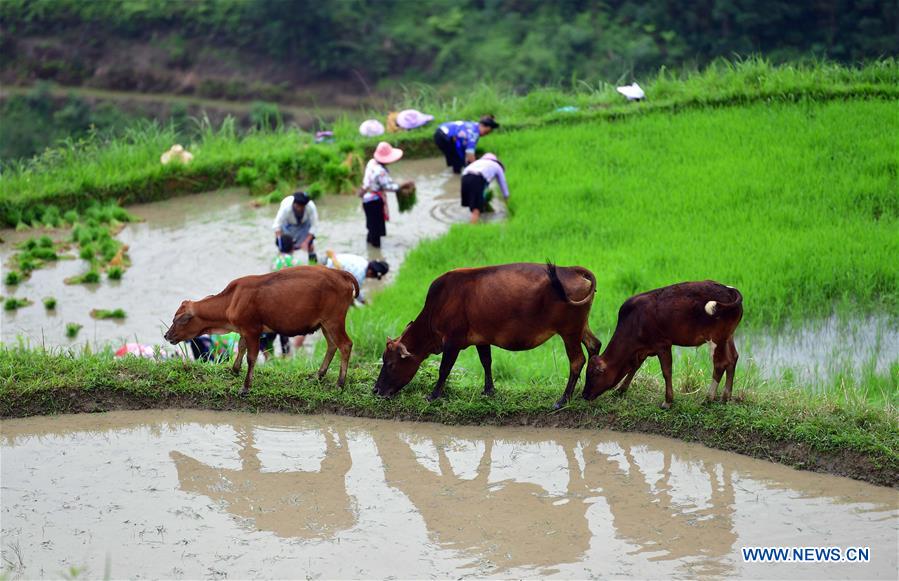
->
(360, 141), (412, 248)
(434, 115), (499, 174)
(461, 152), (509, 224)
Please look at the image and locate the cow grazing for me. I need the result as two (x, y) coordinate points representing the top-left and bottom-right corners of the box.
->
(584, 280), (743, 408)
(373, 263), (602, 408)
(164, 266), (359, 394)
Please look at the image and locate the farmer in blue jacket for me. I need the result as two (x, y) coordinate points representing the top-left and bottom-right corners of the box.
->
(433, 115), (499, 173)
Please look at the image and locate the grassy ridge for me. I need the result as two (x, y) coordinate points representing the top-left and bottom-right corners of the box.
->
(1, 348), (896, 486)
(349, 99), (899, 404)
(2, 59), (897, 227)
(0, 121), (360, 227)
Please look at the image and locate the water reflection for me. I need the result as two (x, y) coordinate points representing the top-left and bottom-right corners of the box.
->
(1, 411), (896, 580)
(375, 433), (590, 572)
(170, 425), (354, 539)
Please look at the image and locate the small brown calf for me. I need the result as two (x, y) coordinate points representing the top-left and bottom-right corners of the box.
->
(164, 266), (358, 394)
(584, 280), (743, 408)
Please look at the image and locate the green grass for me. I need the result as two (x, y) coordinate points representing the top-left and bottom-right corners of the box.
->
(0, 347), (895, 485)
(348, 98), (898, 405)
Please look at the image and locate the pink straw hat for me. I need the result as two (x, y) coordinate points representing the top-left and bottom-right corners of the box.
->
(373, 141), (404, 164)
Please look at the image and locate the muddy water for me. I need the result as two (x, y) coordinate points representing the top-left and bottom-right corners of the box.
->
(742, 315), (899, 383)
(1, 411), (896, 579)
(1, 158), (495, 349)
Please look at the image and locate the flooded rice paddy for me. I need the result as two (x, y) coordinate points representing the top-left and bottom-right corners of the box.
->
(1, 411), (896, 579)
(1, 158), (494, 350)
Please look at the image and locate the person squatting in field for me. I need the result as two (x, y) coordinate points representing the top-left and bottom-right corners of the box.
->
(461, 152), (510, 224)
(434, 115), (499, 173)
(273, 191), (318, 263)
(361, 141), (413, 248)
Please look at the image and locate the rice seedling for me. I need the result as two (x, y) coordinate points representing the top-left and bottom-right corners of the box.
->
(4, 271), (23, 285)
(90, 308), (127, 319)
(107, 266), (124, 280)
(66, 270), (101, 285)
(4, 297), (31, 311)
(65, 323), (83, 338)
(43, 297), (57, 310)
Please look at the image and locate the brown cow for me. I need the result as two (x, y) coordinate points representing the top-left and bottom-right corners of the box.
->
(164, 266), (358, 394)
(373, 263), (601, 408)
(584, 280), (743, 408)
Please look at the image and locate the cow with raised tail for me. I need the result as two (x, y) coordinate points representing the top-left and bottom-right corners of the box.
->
(373, 263), (602, 408)
(584, 281), (743, 408)
(164, 266), (359, 395)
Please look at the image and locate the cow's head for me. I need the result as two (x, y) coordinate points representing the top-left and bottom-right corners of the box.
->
(163, 300), (204, 344)
(583, 355), (619, 400)
(373, 337), (424, 397)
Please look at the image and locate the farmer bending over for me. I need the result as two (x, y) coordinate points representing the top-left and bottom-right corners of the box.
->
(434, 115), (499, 174)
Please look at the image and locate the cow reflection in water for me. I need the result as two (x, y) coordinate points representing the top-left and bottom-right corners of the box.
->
(374, 433), (737, 575)
(170, 427), (354, 539)
(373, 433), (592, 573)
(592, 445), (738, 577)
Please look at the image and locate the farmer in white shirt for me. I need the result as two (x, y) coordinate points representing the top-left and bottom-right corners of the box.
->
(461, 153), (510, 224)
(323, 250), (389, 304)
(273, 191), (319, 263)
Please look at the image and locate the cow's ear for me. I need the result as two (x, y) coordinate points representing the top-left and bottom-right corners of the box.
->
(397, 342), (411, 359)
(386, 337), (394, 348)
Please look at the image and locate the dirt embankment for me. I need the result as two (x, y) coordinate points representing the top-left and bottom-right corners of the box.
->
(4, 386), (896, 489)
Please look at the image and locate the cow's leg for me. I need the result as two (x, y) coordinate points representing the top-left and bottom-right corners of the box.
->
(428, 344), (461, 402)
(554, 335), (586, 410)
(722, 337), (739, 403)
(239, 335), (261, 396)
(329, 320), (353, 388)
(582, 326), (602, 357)
(658, 346), (674, 409)
(317, 325), (338, 382)
(617, 357), (646, 395)
(476, 345), (495, 396)
(707, 340), (726, 402)
(231, 337), (247, 376)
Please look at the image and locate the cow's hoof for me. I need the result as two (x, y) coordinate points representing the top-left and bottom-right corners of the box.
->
(230, 368), (240, 377)
(552, 400), (566, 410)
(426, 394), (441, 403)
(660, 401), (672, 410)
(483, 388), (495, 397)
(238, 389), (249, 397)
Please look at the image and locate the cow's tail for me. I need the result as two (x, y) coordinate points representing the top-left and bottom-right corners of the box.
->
(704, 286), (743, 317)
(339, 270), (360, 300)
(547, 262), (596, 306)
